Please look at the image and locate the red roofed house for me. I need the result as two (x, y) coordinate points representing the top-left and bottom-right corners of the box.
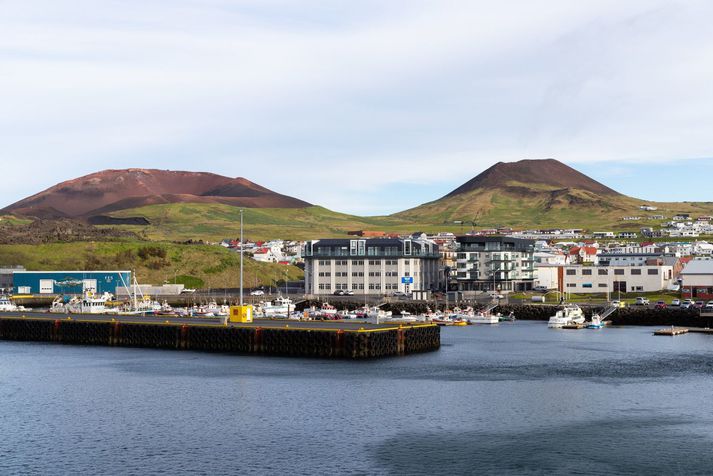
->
(568, 246), (599, 265)
(252, 247), (277, 263)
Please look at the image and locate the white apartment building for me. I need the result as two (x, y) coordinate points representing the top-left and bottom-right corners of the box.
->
(303, 238), (440, 295)
(455, 236), (535, 292)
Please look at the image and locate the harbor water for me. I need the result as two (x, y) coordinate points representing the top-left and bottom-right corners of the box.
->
(2, 321), (713, 475)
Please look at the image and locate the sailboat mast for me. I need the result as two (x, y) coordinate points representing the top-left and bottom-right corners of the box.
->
(240, 209), (244, 307)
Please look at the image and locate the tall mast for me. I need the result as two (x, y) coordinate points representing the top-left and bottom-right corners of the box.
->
(240, 209), (244, 306)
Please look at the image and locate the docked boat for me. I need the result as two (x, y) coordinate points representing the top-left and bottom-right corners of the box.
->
(0, 296), (17, 312)
(261, 296), (293, 317)
(468, 312), (500, 324)
(51, 291), (114, 314)
(587, 313), (606, 329)
(366, 306), (392, 324)
(319, 302), (338, 318)
(548, 304), (586, 328)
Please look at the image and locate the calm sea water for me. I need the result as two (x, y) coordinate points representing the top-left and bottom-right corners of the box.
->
(1, 322), (713, 475)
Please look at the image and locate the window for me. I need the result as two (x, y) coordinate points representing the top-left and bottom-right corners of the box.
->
(566, 269), (577, 276)
(648, 269), (659, 275)
(368, 260), (379, 266)
(368, 271), (381, 277)
(357, 240), (366, 256)
(598, 283), (607, 288)
(614, 269), (625, 275)
(598, 269), (608, 275)
(583, 283), (593, 288)
(350, 240), (357, 256)
(404, 240), (412, 255)
(352, 272), (364, 277)
(404, 272), (410, 277)
(566, 283), (576, 288)
(404, 260), (410, 266)
(582, 269), (592, 276)
(318, 260), (328, 266)
(631, 269), (642, 275)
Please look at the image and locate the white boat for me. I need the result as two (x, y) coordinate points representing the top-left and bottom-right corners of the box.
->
(366, 306), (392, 324)
(587, 314), (605, 329)
(336, 309), (357, 319)
(57, 291), (114, 314)
(261, 296), (293, 317)
(319, 302), (338, 317)
(0, 296), (17, 312)
(468, 312), (500, 324)
(548, 304), (586, 328)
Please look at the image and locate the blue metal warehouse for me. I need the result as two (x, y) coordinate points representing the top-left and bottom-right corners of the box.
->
(13, 271), (132, 295)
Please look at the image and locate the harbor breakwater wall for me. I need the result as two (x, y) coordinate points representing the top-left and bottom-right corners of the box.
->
(495, 305), (713, 327)
(0, 318), (440, 359)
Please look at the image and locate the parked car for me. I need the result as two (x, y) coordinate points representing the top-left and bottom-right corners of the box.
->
(489, 292), (505, 299)
(333, 290), (345, 296)
(705, 301), (713, 310)
(635, 297), (650, 306)
(670, 299), (681, 306)
(250, 289), (265, 296)
(392, 291), (407, 297)
(654, 301), (667, 310)
(533, 285), (548, 293)
(681, 300), (694, 309)
(694, 301), (706, 309)
(610, 300), (625, 308)
(344, 290), (354, 296)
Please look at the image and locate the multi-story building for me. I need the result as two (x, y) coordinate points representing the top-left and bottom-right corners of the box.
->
(303, 238), (440, 295)
(455, 236), (535, 292)
(560, 264), (675, 294)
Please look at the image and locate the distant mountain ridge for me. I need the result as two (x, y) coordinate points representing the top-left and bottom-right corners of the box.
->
(2, 169), (311, 219)
(394, 158), (645, 227)
(443, 158), (619, 198)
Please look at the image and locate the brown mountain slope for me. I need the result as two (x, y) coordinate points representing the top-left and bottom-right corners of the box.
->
(444, 158), (619, 198)
(3, 169), (311, 219)
(394, 158), (645, 227)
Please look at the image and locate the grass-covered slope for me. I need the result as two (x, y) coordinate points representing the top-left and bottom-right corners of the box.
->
(0, 241), (303, 289)
(107, 204), (422, 241)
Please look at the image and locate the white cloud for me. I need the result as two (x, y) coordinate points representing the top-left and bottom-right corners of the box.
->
(1, 0), (712, 214)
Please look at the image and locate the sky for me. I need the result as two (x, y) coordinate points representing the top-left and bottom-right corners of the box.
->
(1, 0), (712, 215)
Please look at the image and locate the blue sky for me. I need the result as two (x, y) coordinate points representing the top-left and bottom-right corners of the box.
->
(1, 0), (712, 215)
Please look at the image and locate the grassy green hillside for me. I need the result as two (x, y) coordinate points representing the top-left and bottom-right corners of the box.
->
(107, 204), (435, 241)
(394, 184), (713, 231)
(103, 195), (713, 242)
(0, 241), (303, 289)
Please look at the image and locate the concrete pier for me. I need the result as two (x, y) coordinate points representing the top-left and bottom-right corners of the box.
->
(0, 313), (440, 359)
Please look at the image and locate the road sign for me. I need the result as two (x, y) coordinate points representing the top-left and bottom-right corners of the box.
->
(401, 276), (414, 284)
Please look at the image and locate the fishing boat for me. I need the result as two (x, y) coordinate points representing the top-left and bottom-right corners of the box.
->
(261, 296), (293, 317)
(319, 302), (338, 317)
(52, 291), (114, 314)
(548, 304), (586, 328)
(0, 296), (17, 312)
(587, 314), (605, 329)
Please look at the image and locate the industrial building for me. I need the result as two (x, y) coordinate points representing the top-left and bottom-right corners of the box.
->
(303, 238), (440, 296)
(0, 266), (25, 293)
(13, 271), (132, 295)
